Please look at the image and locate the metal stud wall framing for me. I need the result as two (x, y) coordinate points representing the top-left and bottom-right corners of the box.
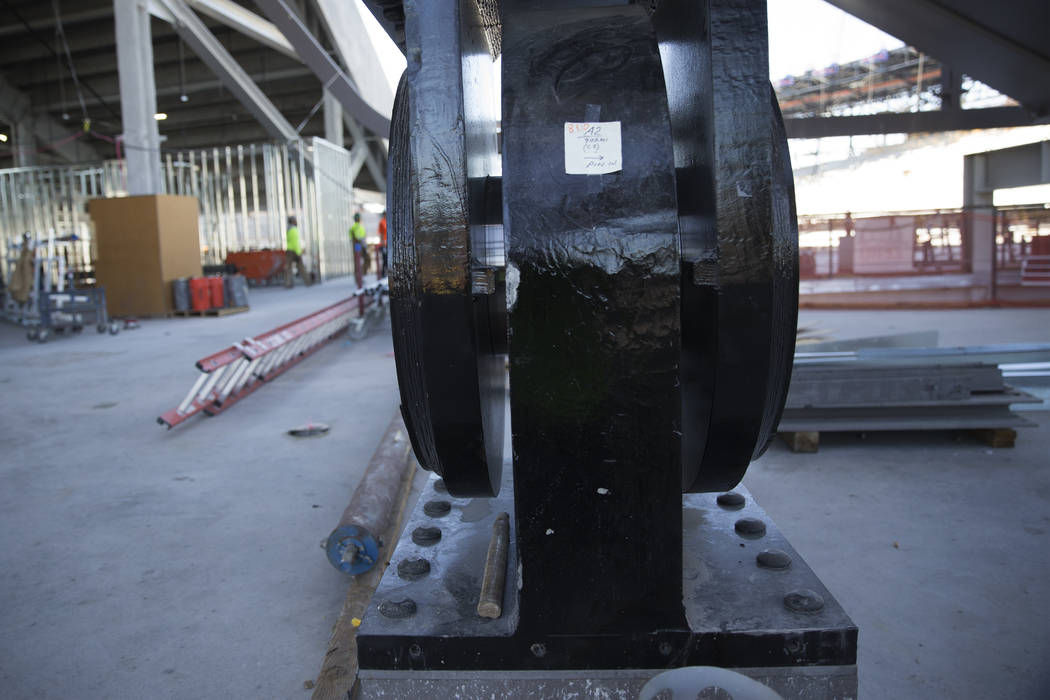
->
(0, 162), (124, 274)
(0, 139), (360, 281)
(310, 137), (357, 279)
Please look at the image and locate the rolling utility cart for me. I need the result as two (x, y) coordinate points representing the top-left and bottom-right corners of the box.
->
(27, 287), (120, 343)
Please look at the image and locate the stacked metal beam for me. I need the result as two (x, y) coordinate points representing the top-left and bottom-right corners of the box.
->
(780, 344), (1048, 433)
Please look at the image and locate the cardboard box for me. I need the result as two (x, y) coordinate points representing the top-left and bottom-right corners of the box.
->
(88, 195), (202, 316)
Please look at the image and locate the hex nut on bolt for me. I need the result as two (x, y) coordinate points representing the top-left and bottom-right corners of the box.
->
(379, 598), (418, 619)
(412, 526), (442, 546)
(756, 549), (792, 569)
(423, 499), (452, 517)
(734, 517), (766, 537)
(530, 643), (546, 658)
(716, 492), (745, 508)
(783, 588), (825, 614)
(397, 558), (431, 581)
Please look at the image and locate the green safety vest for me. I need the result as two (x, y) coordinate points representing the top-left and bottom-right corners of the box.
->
(286, 226), (303, 255)
(350, 222), (366, 242)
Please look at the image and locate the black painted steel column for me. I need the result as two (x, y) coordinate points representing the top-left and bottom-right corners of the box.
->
(502, 4), (686, 634)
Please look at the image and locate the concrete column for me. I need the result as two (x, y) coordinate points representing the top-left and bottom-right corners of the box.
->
(323, 90), (344, 147)
(13, 119), (35, 167)
(963, 153), (995, 300)
(114, 0), (163, 194)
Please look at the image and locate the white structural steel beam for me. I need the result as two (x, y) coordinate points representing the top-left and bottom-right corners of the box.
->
(114, 0), (164, 194)
(150, 0), (386, 188)
(313, 0), (397, 122)
(0, 73), (101, 165)
(145, 0), (384, 189)
(154, 0), (299, 142)
(155, 0), (296, 61)
(343, 112), (386, 192)
(185, 0), (297, 59)
(254, 0), (391, 137)
(347, 134), (369, 186)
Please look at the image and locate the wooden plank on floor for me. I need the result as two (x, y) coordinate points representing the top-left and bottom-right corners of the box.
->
(969, 428), (1017, 448)
(779, 431), (820, 453)
(310, 446), (421, 700)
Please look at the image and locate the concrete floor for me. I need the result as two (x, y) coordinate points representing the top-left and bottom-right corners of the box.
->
(1, 293), (1048, 699)
(0, 278), (400, 699)
(750, 307), (1050, 700)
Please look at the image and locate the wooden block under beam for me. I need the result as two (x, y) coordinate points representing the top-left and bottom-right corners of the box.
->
(969, 428), (1017, 448)
(779, 431), (819, 453)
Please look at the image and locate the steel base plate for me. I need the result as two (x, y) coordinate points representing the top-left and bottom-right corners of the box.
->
(357, 667), (858, 700)
(357, 466), (857, 697)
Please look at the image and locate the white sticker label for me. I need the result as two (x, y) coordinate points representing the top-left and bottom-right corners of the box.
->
(564, 121), (622, 175)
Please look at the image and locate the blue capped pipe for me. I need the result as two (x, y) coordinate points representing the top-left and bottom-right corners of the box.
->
(324, 414), (413, 575)
(325, 524), (380, 575)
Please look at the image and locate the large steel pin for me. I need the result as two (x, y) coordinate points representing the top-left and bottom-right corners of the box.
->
(477, 512), (510, 619)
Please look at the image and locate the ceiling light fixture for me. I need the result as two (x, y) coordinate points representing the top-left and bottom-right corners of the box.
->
(178, 37), (189, 103)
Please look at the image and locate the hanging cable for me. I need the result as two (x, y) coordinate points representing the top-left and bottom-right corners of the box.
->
(53, 25), (68, 121)
(0, 129), (86, 157)
(0, 0), (121, 123)
(294, 92), (327, 135)
(52, 0), (90, 127)
(178, 37), (189, 103)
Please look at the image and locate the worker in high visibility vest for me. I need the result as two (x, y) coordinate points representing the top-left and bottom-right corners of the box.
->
(285, 216), (309, 287)
(350, 212), (369, 283)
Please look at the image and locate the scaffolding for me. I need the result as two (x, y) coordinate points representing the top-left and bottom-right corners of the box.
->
(774, 46), (1014, 120)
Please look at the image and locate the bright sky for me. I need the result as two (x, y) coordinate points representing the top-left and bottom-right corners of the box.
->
(356, 0), (406, 89)
(360, 0), (907, 89)
(767, 0), (903, 78)
(353, 0), (1048, 211)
